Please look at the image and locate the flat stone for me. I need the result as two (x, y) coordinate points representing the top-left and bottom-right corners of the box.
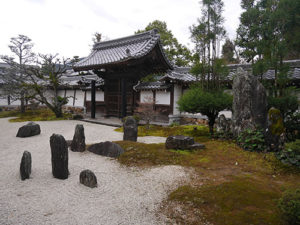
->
(20, 151), (31, 180)
(187, 143), (205, 150)
(88, 141), (124, 158)
(165, 135), (195, 150)
(16, 122), (41, 138)
(79, 169), (97, 188)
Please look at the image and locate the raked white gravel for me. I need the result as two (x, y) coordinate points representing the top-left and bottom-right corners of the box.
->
(0, 118), (188, 225)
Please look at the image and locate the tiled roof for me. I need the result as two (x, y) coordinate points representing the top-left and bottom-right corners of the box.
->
(159, 67), (196, 83)
(74, 29), (173, 71)
(60, 70), (103, 87)
(134, 81), (171, 91)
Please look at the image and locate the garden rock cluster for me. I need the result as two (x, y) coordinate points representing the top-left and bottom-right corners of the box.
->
(232, 68), (267, 137)
(215, 114), (233, 138)
(50, 134), (69, 179)
(88, 141), (124, 158)
(16, 122), (41, 138)
(123, 116), (138, 142)
(79, 169), (97, 188)
(165, 135), (205, 150)
(20, 151), (32, 180)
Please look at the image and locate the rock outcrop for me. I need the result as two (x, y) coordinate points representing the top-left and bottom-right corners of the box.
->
(123, 116), (138, 142)
(70, 124), (86, 152)
(232, 68), (267, 137)
(79, 169), (97, 188)
(20, 151), (32, 180)
(88, 141), (124, 158)
(16, 122), (41, 138)
(165, 135), (205, 150)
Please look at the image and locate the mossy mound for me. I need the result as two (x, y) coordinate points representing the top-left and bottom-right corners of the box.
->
(268, 107), (284, 136)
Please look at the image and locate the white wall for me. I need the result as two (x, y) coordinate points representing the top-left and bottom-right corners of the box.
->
(140, 91), (153, 103)
(86, 90), (104, 101)
(57, 90), (65, 97)
(75, 90), (85, 107)
(156, 91), (170, 105)
(96, 91), (104, 101)
(173, 84), (182, 115)
(65, 90), (74, 106)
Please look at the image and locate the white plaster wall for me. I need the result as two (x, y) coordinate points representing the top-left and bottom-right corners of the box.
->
(10, 99), (21, 105)
(173, 84), (182, 115)
(75, 90), (85, 107)
(86, 91), (91, 101)
(57, 90), (65, 97)
(156, 91), (170, 105)
(140, 91), (153, 103)
(44, 90), (54, 103)
(96, 91), (104, 101)
(65, 90), (74, 106)
(0, 89), (8, 105)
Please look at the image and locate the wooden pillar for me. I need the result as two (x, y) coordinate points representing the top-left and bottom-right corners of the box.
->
(91, 80), (96, 119)
(73, 89), (76, 106)
(121, 78), (127, 118)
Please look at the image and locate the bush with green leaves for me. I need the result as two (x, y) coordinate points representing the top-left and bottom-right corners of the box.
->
(285, 112), (300, 142)
(177, 86), (232, 136)
(237, 128), (266, 152)
(276, 139), (300, 168)
(278, 189), (300, 225)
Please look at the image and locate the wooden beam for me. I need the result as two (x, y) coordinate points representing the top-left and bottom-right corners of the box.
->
(121, 78), (127, 118)
(91, 80), (96, 119)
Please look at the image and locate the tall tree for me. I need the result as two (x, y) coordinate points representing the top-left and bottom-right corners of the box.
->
(190, 0), (227, 90)
(0, 35), (35, 113)
(136, 20), (192, 66)
(221, 38), (239, 64)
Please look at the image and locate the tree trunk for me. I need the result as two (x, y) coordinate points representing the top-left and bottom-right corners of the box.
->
(208, 117), (215, 136)
(20, 94), (25, 113)
(53, 107), (63, 118)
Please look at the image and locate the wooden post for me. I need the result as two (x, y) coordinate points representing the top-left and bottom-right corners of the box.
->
(121, 78), (127, 118)
(91, 80), (96, 119)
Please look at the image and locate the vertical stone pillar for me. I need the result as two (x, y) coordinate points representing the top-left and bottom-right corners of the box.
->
(50, 134), (68, 179)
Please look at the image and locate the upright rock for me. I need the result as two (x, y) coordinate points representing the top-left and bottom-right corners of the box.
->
(16, 122), (41, 138)
(88, 141), (124, 158)
(232, 68), (267, 137)
(50, 134), (68, 179)
(79, 169), (97, 188)
(70, 124), (86, 152)
(123, 116), (138, 142)
(265, 107), (285, 152)
(20, 151), (32, 180)
(216, 114), (232, 138)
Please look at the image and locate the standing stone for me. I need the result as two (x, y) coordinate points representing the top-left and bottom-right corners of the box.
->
(20, 151), (31, 180)
(216, 114), (232, 136)
(232, 68), (267, 137)
(123, 116), (138, 142)
(50, 134), (68, 179)
(265, 107), (285, 152)
(79, 169), (97, 188)
(70, 124), (86, 152)
(16, 122), (41, 138)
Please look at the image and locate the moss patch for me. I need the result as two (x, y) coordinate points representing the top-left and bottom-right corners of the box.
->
(0, 109), (71, 122)
(115, 124), (210, 140)
(169, 176), (282, 225)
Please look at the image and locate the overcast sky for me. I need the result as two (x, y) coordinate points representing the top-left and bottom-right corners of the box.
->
(0, 0), (242, 60)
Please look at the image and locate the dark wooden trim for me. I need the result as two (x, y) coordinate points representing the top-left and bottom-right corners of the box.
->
(73, 89), (76, 106)
(64, 89), (66, 98)
(170, 85), (174, 115)
(121, 78), (127, 118)
(91, 80), (96, 119)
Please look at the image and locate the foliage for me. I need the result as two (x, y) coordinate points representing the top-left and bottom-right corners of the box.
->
(268, 93), (299, 119)
(268, 107), (285, 136)
(221, 38), (239, 64)
(0, 109), (71, 122)
(278, 188), (300, 225)
(276, 140), (300, 168)
(136, 20), (192, 66)
(237, 128), (266, 152)
(25, 54), (70, 118)
(177, 86), (232, 135)
(285, 112), (300, 141)
(0, 34), (35, 113)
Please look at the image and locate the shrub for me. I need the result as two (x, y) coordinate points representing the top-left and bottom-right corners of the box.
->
(285, 112), (300, 142)
(237, 128), (266, 152)
(72, 114), (83, 120)
(278, 189), (300, 225)
(276, 139), (300, 168)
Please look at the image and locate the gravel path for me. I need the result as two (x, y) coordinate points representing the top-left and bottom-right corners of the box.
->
(0, 118), (187, 225)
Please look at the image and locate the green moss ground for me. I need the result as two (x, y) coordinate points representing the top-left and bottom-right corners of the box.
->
(0, 109), (72, 122)
(115, 124), (300, 225)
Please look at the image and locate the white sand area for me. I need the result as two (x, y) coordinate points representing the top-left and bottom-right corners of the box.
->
(0, 118), (187, 225)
